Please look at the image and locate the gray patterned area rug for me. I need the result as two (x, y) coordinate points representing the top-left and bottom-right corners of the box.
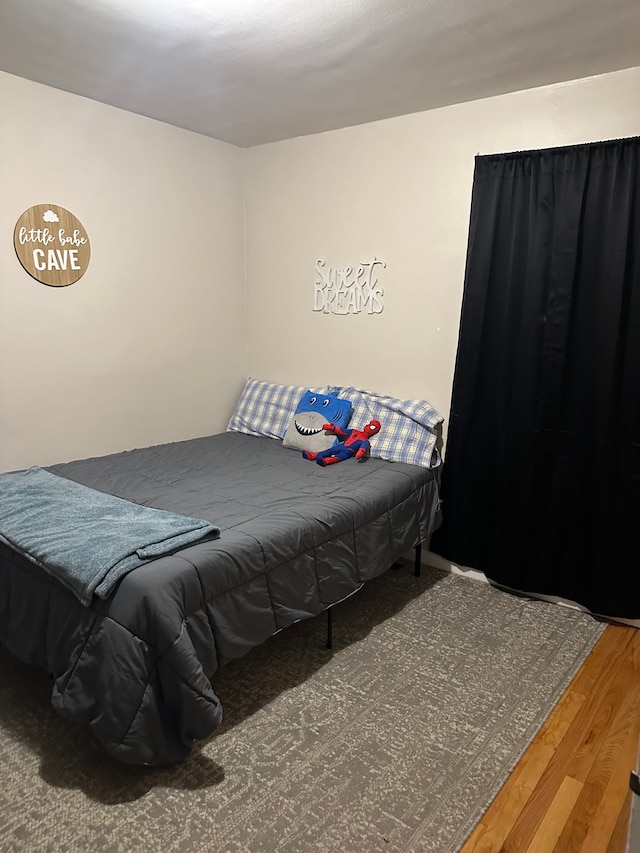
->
(0, 565), (605, 853)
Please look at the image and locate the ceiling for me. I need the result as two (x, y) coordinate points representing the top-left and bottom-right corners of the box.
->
(1, 0), (639, 148)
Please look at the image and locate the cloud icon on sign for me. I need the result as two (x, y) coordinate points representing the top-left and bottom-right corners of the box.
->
(42, 210), (60, 223)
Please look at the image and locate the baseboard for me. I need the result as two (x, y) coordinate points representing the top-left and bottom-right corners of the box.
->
(414, 547), (640, 630)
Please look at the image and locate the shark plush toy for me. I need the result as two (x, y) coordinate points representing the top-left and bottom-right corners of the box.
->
(282, 391), (353, 454)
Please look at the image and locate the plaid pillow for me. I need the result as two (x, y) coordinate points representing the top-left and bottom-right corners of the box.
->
(328, 386), (443, 468)
(227, 378), (327, 440)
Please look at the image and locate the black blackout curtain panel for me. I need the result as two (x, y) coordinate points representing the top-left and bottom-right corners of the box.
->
(431, 137), (640, 619)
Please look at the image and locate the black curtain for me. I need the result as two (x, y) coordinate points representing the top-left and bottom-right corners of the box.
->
(431, 137), (640, 618)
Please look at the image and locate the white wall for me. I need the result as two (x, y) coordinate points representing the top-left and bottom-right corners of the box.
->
(0, 72), (246, 472)
(3, 66), (639, 473)
(244, 67), (640, 436)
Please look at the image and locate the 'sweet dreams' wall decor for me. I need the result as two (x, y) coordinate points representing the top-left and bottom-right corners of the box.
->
(313, 257), (385, 314)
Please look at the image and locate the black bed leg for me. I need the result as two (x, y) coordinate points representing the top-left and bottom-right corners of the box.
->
(414, 542), (422, 577)
(326, 607), (333, 650)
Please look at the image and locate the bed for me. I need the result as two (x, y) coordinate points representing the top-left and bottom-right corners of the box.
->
(0, 383), (443, 767)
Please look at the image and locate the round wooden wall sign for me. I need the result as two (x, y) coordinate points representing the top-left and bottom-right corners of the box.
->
(14, 204), (91, 287)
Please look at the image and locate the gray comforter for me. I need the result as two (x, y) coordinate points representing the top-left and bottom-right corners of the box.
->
(0, 432), (442, 766)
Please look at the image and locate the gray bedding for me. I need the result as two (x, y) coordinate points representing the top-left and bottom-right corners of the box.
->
(0, 432), (442, 766)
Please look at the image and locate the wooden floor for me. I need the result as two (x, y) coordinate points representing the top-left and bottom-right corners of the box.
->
(460, 623), (640, 853)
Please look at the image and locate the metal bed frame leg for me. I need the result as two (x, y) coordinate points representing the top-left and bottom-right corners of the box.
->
(325, 542), (422, 648)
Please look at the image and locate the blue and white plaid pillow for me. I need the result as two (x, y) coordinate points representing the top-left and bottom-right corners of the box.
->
(227, 378), (328, 440)
(328, 386), (443, 468)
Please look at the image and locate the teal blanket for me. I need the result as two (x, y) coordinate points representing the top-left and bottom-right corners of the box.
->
(0, 467), (220, 605)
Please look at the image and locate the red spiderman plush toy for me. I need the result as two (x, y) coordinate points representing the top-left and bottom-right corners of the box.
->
(302, 419), (381, 466)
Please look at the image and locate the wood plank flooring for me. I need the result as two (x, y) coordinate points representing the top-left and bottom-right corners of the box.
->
(460, 623), (640, 853)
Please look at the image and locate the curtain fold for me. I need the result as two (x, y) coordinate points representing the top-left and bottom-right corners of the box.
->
(431, 137), (640, 618)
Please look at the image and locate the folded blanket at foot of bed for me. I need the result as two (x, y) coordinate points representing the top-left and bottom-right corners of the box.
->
(0, 466), (220, 605)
